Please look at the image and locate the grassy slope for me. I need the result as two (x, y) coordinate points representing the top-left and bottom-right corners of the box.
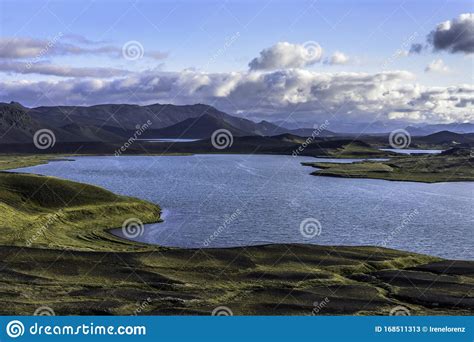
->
(0, 171), (161, 251)
(303, 151), (474, 183)
(0, 155), (56, 171)
(0, 155), (472, 315)
(326, 143), (396, 159)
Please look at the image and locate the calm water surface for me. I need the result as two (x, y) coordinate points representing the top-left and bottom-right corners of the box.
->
(380, 148), (444, 154)
(14, 155), (473, 259)
(137, 138), (200, 142)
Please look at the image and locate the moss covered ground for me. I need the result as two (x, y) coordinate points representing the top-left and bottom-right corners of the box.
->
(0, 155), (472, 315)
(303, 149), (474, 183)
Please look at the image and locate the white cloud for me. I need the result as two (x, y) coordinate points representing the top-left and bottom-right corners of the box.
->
(1, 69), (472, 124)
(388, 110), (424, 121)
(0, 36), (168, 60)
(425, 59), (450, 73)
(248, 42), (322, 70)
(325, 51), (350, 65)
(0, 61), (130, 78)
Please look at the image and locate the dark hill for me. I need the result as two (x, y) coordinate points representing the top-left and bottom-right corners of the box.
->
(0, 102), (39, 144)
(59, 123), (129, 142)
(417, 131), (474, 145)
(143, 114), (250, 139)
(28, 102), (286, 136)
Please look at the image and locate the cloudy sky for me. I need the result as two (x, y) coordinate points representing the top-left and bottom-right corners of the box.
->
(0, 0), (472, 125)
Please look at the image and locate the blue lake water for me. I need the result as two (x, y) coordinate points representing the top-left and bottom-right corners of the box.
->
(14, 155), (473, 260)
(137, 139), (200, 142)
(380, 148), (444, 154)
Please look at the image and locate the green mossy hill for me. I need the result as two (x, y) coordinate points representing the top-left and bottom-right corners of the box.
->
(0, 244), (472, 316)
(303, 148), (474, 183)
(0, 171), (161, 251)
(326, 141), (395, 158)
(0, 155), (56, 171)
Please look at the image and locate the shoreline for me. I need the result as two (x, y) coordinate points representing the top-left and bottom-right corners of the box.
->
(301, 150), (474, 183)
(4, 154), (473, 254)
(0, 154), (472, 315)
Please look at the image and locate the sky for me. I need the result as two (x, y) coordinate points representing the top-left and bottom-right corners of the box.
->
(0, 0), (473, 125)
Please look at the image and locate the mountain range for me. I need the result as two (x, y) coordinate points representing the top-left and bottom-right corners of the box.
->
(0, 101), (472, 145)
(0, 101), (337, 144)
(274, 119), (474, 135)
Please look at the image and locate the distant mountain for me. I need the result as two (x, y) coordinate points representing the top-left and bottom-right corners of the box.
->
(286, 120), (474, 135)
(143, 114), (251, 139)
(441, 147), (473, 157)
(2, 101), (473, 147)
(288, 127), (338, 137)
(270, 119), (306, 130)
(415, 131), (474, 146)
(0, 102), (131, 144)
(406, 123), (474, 135)
(302, 120), (407, 134)
(59, 123), (128, 142)
(270, 133), (309, 144)
(0, 102), (39, 143)
(28, 102), (287, 136)
(5, 102), (339, 143)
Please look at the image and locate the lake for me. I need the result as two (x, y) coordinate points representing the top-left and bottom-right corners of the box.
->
(380, 148), (444, 154)
(137, 138), (200, 143)
(14, 155), (473, 260)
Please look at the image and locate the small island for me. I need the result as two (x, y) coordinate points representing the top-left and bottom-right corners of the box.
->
(303, 148), (474, 183)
